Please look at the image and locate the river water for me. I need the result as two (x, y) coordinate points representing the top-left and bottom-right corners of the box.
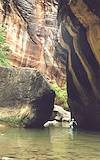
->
(0, 127), (100, 160)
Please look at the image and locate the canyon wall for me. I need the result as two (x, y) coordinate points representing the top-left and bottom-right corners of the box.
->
(0, 0), (66, 86)
(57, 0), (100, 130)
(0, 0), (100, 130)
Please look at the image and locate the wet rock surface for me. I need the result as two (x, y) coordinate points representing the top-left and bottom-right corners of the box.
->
(57, 0), (100, 131)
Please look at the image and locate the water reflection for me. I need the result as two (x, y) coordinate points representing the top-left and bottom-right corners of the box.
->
(49, 128), (100, 160)
(0, 127), (100, 159)
(0, 128), (52, 159)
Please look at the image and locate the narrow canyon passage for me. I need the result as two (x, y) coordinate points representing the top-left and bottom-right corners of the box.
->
(0, 0), (100, 131)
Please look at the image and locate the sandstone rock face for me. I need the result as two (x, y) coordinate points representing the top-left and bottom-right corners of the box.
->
(0, 66), (55, 127)
(0, 0), (66, 86)
(57, 0), (100, 130)
(1, 1), (100, 131)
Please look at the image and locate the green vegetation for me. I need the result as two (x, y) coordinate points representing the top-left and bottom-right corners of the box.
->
(50, 82), (68, 109)
(0, 115), (30, 128)
(0, 117), (22, 127)
(0, 25), (10, 66)
(0, 105), (34, 127)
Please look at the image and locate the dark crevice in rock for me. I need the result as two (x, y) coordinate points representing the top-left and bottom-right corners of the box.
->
(62, 20), (97, 102)
(57, 0), (68, 25)
(25, 90), (55, 128)
(67, 71), (84, 104)
(12, 0), (39, 44)
(71, 51), (96, 102)
(55, 42), (68, 65)
(84, 0), (100, 17)
(2, 0), (11, 22)
(77, 26), (99, 75)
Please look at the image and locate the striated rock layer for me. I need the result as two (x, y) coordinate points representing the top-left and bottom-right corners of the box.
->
(0, 66), (55, 128)
(57, 0), (100, 130)
(0, 0), (100, 130)
(0, 0), (66, 86)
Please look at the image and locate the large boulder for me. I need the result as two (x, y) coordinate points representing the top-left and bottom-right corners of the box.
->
(44, 105), (71, 128)
(0, 66), (55, 128)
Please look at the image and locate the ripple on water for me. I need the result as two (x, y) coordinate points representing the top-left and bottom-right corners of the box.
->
(0, 128), (100, 160)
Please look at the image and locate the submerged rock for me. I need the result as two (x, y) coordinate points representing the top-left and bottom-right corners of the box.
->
(0, 66), (55, 128)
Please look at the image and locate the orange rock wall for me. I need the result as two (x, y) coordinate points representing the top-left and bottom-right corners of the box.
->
(0, 0), (66, 86)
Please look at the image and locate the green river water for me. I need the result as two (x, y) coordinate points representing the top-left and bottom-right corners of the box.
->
(0, 127), (100, 160)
